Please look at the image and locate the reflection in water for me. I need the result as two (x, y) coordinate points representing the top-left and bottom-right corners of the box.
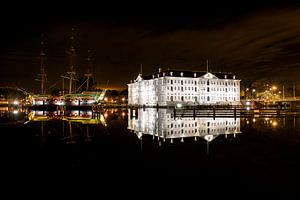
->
(242, 116), (299, 131)
(28, 110), (107, 126)
(27, 109), (108, 144)
(0, 106), (28, 125)
(128, 108), (241, 149)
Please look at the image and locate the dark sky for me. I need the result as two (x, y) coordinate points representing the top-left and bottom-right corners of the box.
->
(1, 0), (300, 91)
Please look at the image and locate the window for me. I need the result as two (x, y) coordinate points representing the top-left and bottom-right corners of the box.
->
(207, 81), (210, 85)
(171, 96), (173, 101)
(171, 80), (173, 84)
(181, 80), (183, 85)
(181, 96), (184, 101)
(207, 96), (210, 101)
(207, 87), (210, 92)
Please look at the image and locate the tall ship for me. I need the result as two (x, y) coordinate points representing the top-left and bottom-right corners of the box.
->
(32, 30), (106, 109)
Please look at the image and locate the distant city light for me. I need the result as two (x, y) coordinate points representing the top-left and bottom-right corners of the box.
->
(13, 100), (19, 105)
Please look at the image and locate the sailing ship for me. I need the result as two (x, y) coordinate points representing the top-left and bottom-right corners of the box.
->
(32, 30), (106, 109)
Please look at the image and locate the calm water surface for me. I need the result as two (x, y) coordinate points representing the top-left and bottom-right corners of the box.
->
(1, 107), (300, 192)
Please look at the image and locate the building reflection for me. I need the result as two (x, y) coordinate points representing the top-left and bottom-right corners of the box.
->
(128, 108), (241, 146)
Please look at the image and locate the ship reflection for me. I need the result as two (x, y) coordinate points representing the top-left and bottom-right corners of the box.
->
(27, 109), (107, 144)
(128, 108), (241, 153)
(28, 110), (106, 126)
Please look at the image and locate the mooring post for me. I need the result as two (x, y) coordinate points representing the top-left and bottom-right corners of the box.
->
(234, 107), (236, 120)
(174, 107), (176, 120)
(193, 108), (196, 120)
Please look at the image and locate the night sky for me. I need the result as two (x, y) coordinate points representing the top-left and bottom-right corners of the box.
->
(1, 0), (300, 92)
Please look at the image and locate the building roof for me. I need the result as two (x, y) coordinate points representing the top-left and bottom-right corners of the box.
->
(139, 69), (238, 80)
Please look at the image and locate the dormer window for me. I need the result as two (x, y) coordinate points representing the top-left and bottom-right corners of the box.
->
(233, 75), (235, 79)
(163, 72), (166, 76)
(224, 75), (227, 79)
(180, 72), (183, 77)
(170, 72), (173, 76)
(152, 75), (155, 79)
(194, 73), (197, 77)
(157, 74), (160, 78)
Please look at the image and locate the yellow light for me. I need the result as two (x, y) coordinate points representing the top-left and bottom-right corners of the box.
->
(104, 113), (108, 118)
(272, 86), (277, 90)
(253, 118), (256, 123)
(272, 121), (278, 127)
(104, 97), (108, 101)
(122, 97), (125, 101)
(122, 112), (125, 116)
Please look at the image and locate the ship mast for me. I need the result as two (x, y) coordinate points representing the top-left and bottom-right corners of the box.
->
(84, 50), (93, 91)
(36, 33), (47, 95)
(61, 28), (77, 94)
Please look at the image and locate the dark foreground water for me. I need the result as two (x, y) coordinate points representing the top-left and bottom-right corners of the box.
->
(1, 107), (300, 195)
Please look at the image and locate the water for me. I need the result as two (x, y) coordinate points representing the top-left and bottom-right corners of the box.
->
(1, 107), (300, 193)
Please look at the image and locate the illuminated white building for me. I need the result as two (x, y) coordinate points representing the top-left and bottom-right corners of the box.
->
(128, 108), (241, 143)
(128, 69), (240, 107)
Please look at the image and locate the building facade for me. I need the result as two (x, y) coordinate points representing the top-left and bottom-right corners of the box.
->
(128, 69), (240, 106)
